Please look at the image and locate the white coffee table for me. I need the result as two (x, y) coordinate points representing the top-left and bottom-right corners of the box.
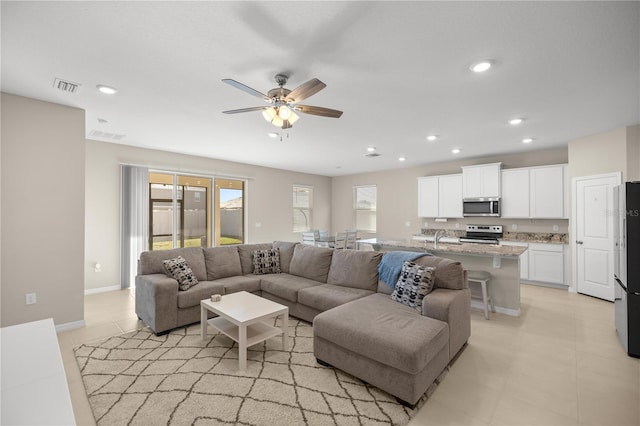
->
(200, 291), (289, 371)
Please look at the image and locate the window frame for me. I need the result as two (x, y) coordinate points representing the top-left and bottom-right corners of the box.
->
(353, 184), (377, 233)
(293, 185), (313, 232)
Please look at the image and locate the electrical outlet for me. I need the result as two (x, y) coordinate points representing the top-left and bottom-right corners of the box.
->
(511, 224), (518, 231)
(553, 224), (559, 232)
(25, 293), (36, 305)
(405, 221), (411, 227)
(455, 222), (460, 229)
(255, 222), (262, 228)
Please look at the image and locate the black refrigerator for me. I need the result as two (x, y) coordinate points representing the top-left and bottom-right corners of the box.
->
(614, 181), (640, 358)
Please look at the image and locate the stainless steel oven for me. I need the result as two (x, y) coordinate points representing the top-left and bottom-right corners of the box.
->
(462, 198), (500, 217)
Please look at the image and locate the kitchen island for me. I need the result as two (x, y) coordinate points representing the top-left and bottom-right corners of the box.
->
(359, 238), (527, 317)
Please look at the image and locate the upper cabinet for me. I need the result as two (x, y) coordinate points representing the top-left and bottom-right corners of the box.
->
(501, 164), (568, 219)
(417, 174), (463, 218)
(501, 168), (530, 218)
(530, 165), (568, 219)
(462, 163), (501, 199)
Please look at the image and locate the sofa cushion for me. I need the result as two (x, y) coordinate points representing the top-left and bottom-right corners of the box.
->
(390, 261), (435, 313)
(252, 248), (281, 274)
(298, 284), (374, 312)
(413, 256), (466, 290)
(163, 256), (199, 291)
(139, 247), (207, 281)
(237, 243), (273, 274)
(289, 244), (333, 283)
(260, 273), (322, 303)
(217, 275), (262, 294)
(313, 293), (449, 375)
(203, 246), (242, 280)
(176, 280), (226, 308)
(273, 241), (297, 273)
(327, 249), (382, 291)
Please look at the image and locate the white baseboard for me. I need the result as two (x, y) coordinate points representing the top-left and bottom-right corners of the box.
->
(84, 285), (121, 295)
(55, 320), (85, 333)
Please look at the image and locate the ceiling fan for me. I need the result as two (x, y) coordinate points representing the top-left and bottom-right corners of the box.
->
(222, 73), (343, 129)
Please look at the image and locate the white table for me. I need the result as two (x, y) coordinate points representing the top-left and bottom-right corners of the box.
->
(1, 318), (75, 425)
(200, 291), (289, 370)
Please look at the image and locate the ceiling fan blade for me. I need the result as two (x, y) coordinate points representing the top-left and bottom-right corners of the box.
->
(285, 78), (326, 103)
(222, 106), (268, 114)
(222, 79), (270, 102)
(296, 105), (343, 118)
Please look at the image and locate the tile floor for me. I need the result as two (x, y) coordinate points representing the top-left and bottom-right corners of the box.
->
(57, 285), (640, 426)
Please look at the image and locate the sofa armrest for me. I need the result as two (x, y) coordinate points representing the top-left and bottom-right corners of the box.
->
(135, 274), (178, 334)
(422, 288), (470, 359)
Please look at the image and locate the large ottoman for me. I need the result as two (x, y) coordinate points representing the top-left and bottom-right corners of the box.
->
(313, 293), (450, 407)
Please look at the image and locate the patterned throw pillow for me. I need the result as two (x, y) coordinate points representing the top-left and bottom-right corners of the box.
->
(252, 248), (281, 275)
(163, 256), (199, 291)
(390, 261), (435, 314)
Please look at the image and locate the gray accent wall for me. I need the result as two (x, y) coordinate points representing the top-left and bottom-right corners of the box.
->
(1, 93), (85, 327)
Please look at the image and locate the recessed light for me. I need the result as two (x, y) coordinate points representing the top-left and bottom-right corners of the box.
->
(97, 118), (108, 124)
(509, 118), (523, 125)
(398, 156), (406, 162)
(96, 85), (117, 95)
(470, 60), (493, 73)
(367, 147), (376, 152)
(522, 138), (534, 144)
(427, 135), (438, 142)
(267, 132), (279, 138)
(452, 148), (461, 154)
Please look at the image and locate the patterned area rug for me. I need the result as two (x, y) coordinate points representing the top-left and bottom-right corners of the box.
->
(74, 319), (446, 425)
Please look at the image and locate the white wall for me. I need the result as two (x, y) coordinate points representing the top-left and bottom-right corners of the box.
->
(85, 140), (332, 291)
(1, 93), (85, 327)
(331, 147), (570, 239)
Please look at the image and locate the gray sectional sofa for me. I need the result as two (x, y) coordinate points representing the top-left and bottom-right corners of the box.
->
(135, 241), (470, 406)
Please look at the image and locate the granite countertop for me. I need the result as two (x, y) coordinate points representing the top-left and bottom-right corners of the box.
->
(418, 229), (569, 244)
(360, 238), (528, 258)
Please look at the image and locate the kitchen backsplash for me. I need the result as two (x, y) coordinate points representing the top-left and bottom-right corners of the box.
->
(420, 228), (569, 244)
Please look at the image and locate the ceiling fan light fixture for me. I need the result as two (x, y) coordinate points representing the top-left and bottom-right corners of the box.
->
(278, 105), (292, 120)
(271, 115), (284, 128)
(262, 107), (276, 122)
(288, 110), (300, 125)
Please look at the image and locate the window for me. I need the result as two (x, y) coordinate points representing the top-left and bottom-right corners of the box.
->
(215, 178), (245, 245)
(354, 185), (377, 232)
(293, 185), (313, 232)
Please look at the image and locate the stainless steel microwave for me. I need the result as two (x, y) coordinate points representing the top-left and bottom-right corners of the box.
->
(462, 198), (500, 217)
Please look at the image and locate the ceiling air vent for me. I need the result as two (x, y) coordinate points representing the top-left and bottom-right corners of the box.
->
(364, 153), (381, 158)
(53, 78), (81, 94)
(88, 130), (126, 141)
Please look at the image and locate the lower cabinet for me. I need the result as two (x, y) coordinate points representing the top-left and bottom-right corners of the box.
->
(528, 243), (565, 285)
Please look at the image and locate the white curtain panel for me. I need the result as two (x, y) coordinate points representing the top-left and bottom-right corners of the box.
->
(120, 165), (149, 288)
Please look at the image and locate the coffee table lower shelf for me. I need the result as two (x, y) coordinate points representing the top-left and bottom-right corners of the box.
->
(207, 317), (283, 348)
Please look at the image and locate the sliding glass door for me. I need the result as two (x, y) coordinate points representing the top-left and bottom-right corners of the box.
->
(215, 178), (245, 245)
(149, 172), (212, 250)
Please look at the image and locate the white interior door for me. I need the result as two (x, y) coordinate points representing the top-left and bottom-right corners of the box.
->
(574, 173), (621, 301)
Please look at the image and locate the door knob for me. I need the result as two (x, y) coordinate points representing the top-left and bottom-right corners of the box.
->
(576, 240), (584, 245)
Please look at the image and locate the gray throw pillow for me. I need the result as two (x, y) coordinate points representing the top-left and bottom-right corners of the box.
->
(252, 248), (281, 275)
(390, 261), (435, 313)
(163, 256), (199, 291)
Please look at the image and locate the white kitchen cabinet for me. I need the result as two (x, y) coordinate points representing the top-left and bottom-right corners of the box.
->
(528, 242), (565, 285)
(462, 162), (501, 199)
(501, 241), (529, 280)
(417, 174), (462, 218)
(501, 168), (530, 218)
(530, 165), (567, 219)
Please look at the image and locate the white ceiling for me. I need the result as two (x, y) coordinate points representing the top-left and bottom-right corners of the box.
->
(2, 1), (639, 176)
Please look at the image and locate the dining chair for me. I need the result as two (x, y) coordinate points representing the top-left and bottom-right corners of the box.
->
(333, 232), (347, 249)
(316, 229), (331, 247)
(345, 230), (358, 249)
(301, 231), (317, 246)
